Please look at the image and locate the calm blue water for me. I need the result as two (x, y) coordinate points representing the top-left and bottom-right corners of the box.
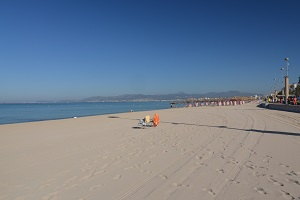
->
(0, 102), (171, 125)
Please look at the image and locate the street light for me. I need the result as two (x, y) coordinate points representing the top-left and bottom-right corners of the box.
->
(284, 58), (289, 105)
(281, 67), (284, 95)
(285, 58), (289, 77)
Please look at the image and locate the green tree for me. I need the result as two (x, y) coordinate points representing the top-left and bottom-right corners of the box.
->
(295, 86), (300, 97)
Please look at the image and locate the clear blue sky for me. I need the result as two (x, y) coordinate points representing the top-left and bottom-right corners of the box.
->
(1, 0), (300, 102)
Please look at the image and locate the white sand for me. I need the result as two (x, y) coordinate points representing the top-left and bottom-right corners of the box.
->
(0, 102), (300, 200)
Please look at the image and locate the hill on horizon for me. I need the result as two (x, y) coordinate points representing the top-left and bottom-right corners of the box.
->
(82, 91), (259, 102)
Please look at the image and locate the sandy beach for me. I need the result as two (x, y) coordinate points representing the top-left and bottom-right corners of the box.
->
(0, 102), (300, 200)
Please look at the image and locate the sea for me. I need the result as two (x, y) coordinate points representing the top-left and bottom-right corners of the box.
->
(0, 101), (172, 125)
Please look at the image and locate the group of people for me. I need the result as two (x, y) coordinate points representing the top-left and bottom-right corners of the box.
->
(267, 96), (298, 105)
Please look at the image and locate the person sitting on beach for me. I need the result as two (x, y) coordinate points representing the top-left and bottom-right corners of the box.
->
(138, 114), (160, 127)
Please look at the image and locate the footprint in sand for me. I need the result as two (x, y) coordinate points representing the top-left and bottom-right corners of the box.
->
(252, 172), (266, 177)
(262, 155), (272, 162)
(202, 188), (215, 195)
(144, 160), (151, 164)
(244, 164), (256, 170)
(258, 166), (269, 170)
(277, 163), (290, 168)
(195, 162), (207, 167)
(285, 178), (300, 185)
(195, 155), (202, 160)
(125, 163), (141, 170)
(278, 190), (295, 200)
(173, 183), (189, 187)
(226, 157), (238, 164)
(249, 149), (257, 155)
(254, 187), (267, 194)
(283, 171), (299, 176)
(159, 175), (168, 180)
(267, 177), (284, 186)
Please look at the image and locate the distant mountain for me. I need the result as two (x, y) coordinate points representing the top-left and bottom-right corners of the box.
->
(81, 91), (259, 102)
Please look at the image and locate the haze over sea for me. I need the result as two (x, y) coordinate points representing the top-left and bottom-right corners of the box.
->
(0, 102), (170, 125)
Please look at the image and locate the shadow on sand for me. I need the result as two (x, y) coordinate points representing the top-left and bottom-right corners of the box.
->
(162, 122), (300, 137)
(107, 116), (300, 137)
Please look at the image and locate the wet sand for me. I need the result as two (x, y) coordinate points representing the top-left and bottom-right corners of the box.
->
(1, 102), (300, 200)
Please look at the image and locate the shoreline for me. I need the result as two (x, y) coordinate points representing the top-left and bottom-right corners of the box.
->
(0, 101), (171, 125)
(0, 108), (170, 126)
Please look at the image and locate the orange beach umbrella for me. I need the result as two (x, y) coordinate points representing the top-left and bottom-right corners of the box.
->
(152, 113), (160, 127)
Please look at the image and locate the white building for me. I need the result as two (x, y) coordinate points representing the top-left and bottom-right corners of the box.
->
(291, 83), (298, 90)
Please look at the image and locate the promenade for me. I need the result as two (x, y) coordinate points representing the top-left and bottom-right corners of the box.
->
(267, 103), (300, 113)
(1, 102), (299, 200)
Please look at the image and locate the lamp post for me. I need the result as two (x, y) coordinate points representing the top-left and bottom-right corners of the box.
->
(284, 58), (289, 104)
(281, 67), (284, 96)
(285, 58), (289, 77)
